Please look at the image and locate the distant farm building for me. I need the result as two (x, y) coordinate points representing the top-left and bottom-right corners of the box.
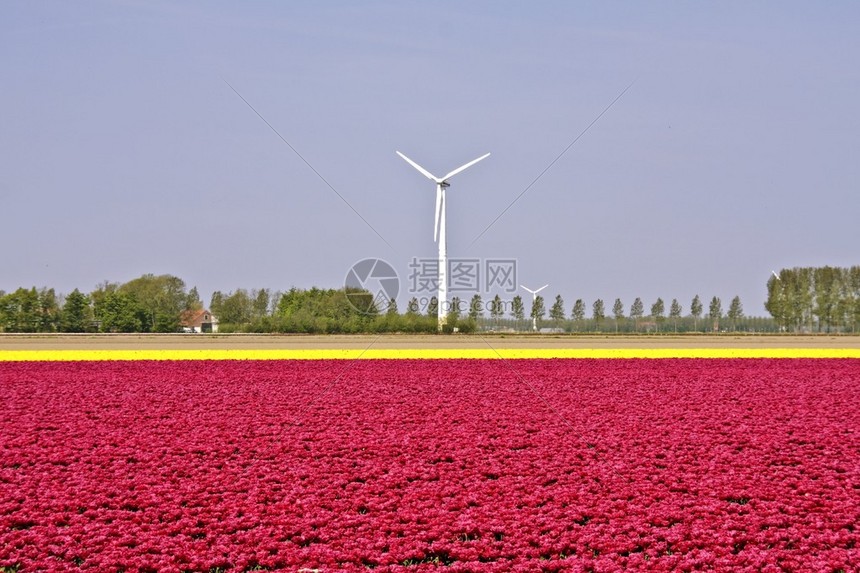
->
(180, 309), (219, 333)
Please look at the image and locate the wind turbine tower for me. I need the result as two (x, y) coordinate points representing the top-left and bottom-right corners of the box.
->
(397, 151), (491, 331)
(520, 284), (549, 332)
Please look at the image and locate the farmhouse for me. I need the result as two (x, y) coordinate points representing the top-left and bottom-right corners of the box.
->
(179, 309), (219, 333)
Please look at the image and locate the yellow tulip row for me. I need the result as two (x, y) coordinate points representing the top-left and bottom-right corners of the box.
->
(1, 348), (859, 361)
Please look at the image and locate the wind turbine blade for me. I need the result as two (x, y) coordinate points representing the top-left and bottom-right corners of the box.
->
(535, 284), (549, 293)
(396, 151), (438, 182)
(520, 285), (536, 295)
(434, 186), (442, 242)
(441, 153), (491, 181)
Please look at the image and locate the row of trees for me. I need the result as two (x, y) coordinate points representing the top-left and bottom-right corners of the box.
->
(431, 293), (747, 333)
(3, 268), (858, 333)
(766, 266), (860, 333)
(0, 275), (202, 333)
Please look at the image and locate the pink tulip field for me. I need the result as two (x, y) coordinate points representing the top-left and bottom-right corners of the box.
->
(1, 358), (858, 572)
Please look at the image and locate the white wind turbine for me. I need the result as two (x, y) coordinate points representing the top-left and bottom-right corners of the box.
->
(397, 151), (491, 331)
(520, 284), (549, 332)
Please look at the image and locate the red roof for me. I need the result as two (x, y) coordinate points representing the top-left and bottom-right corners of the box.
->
(179, 309), (214, 327)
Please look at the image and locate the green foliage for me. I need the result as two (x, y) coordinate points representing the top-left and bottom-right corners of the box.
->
(612, 298), (624, 333)
(709, 296), (722, 331)
(571, 299), (585, 322)
(386, 297), (399, 316)
(530, 295), (546, 322)
(217, 289), (253, 325)
(119, 274), (190, 332)
(187, 286), (203, 310)
(630, 297), (644, 331)
(651, 298), (665, 331)
(727, 296), (744, 330)
(592, 299), (605, 330)
(0, 287), (40, 332)
(38, 288), (60, 332)
(426, 296), (438, 318)
(60, 289), (92, 333)
(669, 299), (682, 332)
(469, 294), (483, 320)
(448, 297), (462, 322)
(99, 291), (145, 333)
(271, 287), (379, 333)
(612, 298), (624, 320)
(709, 296), (722, 320)
(252, 289), (270, 320)
(406, 297), (420, 316)
(690, 294), (703, 331)
(511, 295), (525, 321)
(765, 266), (860, 332)
(549, 295), (565, 323)
(490, 294), (504, 320)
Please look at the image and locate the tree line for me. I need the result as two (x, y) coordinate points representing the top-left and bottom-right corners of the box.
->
(468, 292), (753, 333)
(765, 266), (860, 333)
(0, 275), (203, 333)
(2, 268), (856, 334)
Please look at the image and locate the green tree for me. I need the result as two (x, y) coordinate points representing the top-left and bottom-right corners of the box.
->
(709, 296), (722, 331)
(0, 287), (40, 332)
(187, 286), (203, 310)
(549, 295), (565, 325)
(490, 294), (504, 321)
(449, 296), (462, 322)
(571, 299), (586, 321)
(210, 291), (225, 318)
(669, 298), (682, 333)
(252, 289), (271, 320)
(511, 295), (525, 321)
(218, 289), (253, 325)
(651, 298), (665, 332)
(849, 266), (860, 333)
(60, 289), (92, 333)
(813, 266), (840, 332)
(120, 274), (190, 332)
(630, 297), (644, 331)
(37, 288), (60, 332)
(99, 291), (144, 332)
(727, 295), (743, 331)
(427, 296), (438, 318)
(274, 287), (378, 333)
(690, 295), (703, 332)
(386, 297), (399, 316)
(406, 297), (420, 316)
(469, 294), (483, 320)
(530, 295), (546, 329)
(592, 299), (605, 331)
(612, 298), (624, 333)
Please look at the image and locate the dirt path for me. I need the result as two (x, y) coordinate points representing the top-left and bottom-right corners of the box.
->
(1, 333), (858, 350)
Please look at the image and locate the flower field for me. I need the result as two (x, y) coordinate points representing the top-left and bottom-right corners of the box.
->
(1, 358), (858, 572)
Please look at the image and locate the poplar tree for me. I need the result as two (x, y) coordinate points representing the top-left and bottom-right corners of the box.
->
(612, 298), (624, 333)
(691, 295), (703, 332)
(669, 299), (682, 333)
(549, 295), (565, 325)
(630, 297), (644, 331)
(592, 299), (605, 331)
(651, 298), (665, 332)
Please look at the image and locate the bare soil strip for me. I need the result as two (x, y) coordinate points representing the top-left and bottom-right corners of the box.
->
(1, 333), (858, 351)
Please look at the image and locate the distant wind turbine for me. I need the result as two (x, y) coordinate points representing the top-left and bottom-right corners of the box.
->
(520, 284), (549, 332)
(771, 270), (780, 281)
(397, 151), (491, 331)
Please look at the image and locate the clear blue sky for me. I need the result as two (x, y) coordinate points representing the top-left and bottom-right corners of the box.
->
(2, 1), (858, 316)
